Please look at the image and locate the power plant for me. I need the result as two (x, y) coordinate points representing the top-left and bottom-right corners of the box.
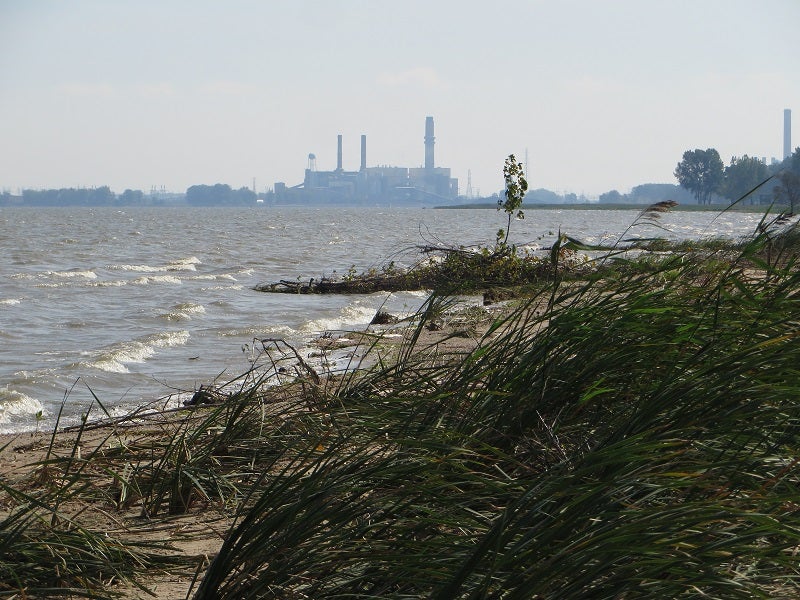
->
(271, 116), (459, 205)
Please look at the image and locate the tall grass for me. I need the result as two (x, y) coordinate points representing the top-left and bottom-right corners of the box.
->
(2, 211), (799, 598)
(193, 214), (800, 598)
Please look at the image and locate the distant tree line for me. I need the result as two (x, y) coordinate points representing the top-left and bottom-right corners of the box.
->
(598, 183), (697, 205)
(186, 184), (256, 205)
(18, 186), (116, 206)
(674, 147), (800, 210)
(0, 183), (259, 207)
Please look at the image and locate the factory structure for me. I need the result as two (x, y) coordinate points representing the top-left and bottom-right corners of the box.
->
(271, 116), (459, 205)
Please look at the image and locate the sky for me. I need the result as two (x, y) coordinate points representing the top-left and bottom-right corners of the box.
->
(1, 0), (798, 198)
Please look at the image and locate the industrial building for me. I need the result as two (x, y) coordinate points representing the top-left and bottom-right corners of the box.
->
(272, 116), (459, 205)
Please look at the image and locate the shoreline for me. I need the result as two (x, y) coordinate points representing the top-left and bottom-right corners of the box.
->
(0, 306), (500, 598)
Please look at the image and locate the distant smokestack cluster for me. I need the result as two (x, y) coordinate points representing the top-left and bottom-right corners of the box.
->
(785, 109), (792, 160)
(286, 116), (458, 205)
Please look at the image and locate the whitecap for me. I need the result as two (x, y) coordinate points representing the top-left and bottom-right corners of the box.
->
(84, 330), (190, 373)
(0, 298), (22, 306)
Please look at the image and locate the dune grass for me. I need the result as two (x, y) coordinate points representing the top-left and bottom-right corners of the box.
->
(191, 213), (800, 598)
(2, 211), (800, 598)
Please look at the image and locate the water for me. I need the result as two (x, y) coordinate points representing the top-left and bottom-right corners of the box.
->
(0, 206), (764, 433)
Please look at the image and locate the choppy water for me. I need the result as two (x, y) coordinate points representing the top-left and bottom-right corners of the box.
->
(0, 206), (764, 433)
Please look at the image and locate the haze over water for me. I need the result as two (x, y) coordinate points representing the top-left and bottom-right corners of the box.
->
(0, 206), (766, 433)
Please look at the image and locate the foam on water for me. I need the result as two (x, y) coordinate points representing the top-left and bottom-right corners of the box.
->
(0, 298), (22, 306)
(84, 330), (190, 373)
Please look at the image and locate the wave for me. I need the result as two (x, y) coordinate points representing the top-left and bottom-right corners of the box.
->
(158, 303), (206, 321)
(84, 330), (190, 373)
(218, 324), (296, 338)
(300, 303), (378, 333)
(46, 269), (97, 279)
(133, 275), (183, 285)
(108, 256), (202, 274)
(0, 387), (45, 427)
(186, 273), (238, 282)
(11, 269), (97, 281)
(202, 284), (243, 291)
(0, 298), (22, 306)
(89, 279), (129, 287)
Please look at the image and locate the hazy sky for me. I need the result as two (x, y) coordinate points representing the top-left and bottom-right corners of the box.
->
(1, 1), (797, 198)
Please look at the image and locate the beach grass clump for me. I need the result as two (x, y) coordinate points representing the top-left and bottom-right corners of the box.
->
(0, 419), (160, 598)
(193, 216), (800, 598)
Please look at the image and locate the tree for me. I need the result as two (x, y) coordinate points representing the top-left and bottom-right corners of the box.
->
(721, 155), (769, 204)
(674, 148), (724, 205)
(497, 154), (527, 246)
(118, 189), (144, 205)
(187, 183), (256, 205)
(773, 171), (800, 213)
(599, 189), (623, 204)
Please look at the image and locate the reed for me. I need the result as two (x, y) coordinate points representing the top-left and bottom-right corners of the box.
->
(193, 212), (800, 598)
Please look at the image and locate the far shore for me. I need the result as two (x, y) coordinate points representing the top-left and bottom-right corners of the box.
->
(439, 201), (778, 212)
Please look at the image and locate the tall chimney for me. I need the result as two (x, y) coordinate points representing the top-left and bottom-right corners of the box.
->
(337, 134), (343, 171)
(784, 109), (792, 160)
(424, 116), (435, 170)
(361, 135), (367, 171)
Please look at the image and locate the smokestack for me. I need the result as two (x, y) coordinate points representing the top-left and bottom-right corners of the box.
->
(424, 116), (435, 170)
(361, 134), (367, 171)
(785, 109), (792, 160)
(336, 134), (343, 171)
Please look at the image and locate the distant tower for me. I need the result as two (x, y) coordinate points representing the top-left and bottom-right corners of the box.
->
(424, 116), (435, 170)
(360, 134), (367, 171)
(784, 109), (792, 159)
(307, 153), (317, 171)
(337, 135), (343, 172)
(466, 169), (473, 198)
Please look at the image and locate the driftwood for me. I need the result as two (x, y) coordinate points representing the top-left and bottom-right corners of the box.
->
(183, 384), (227, 406)
(254, 273), (436, 295)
